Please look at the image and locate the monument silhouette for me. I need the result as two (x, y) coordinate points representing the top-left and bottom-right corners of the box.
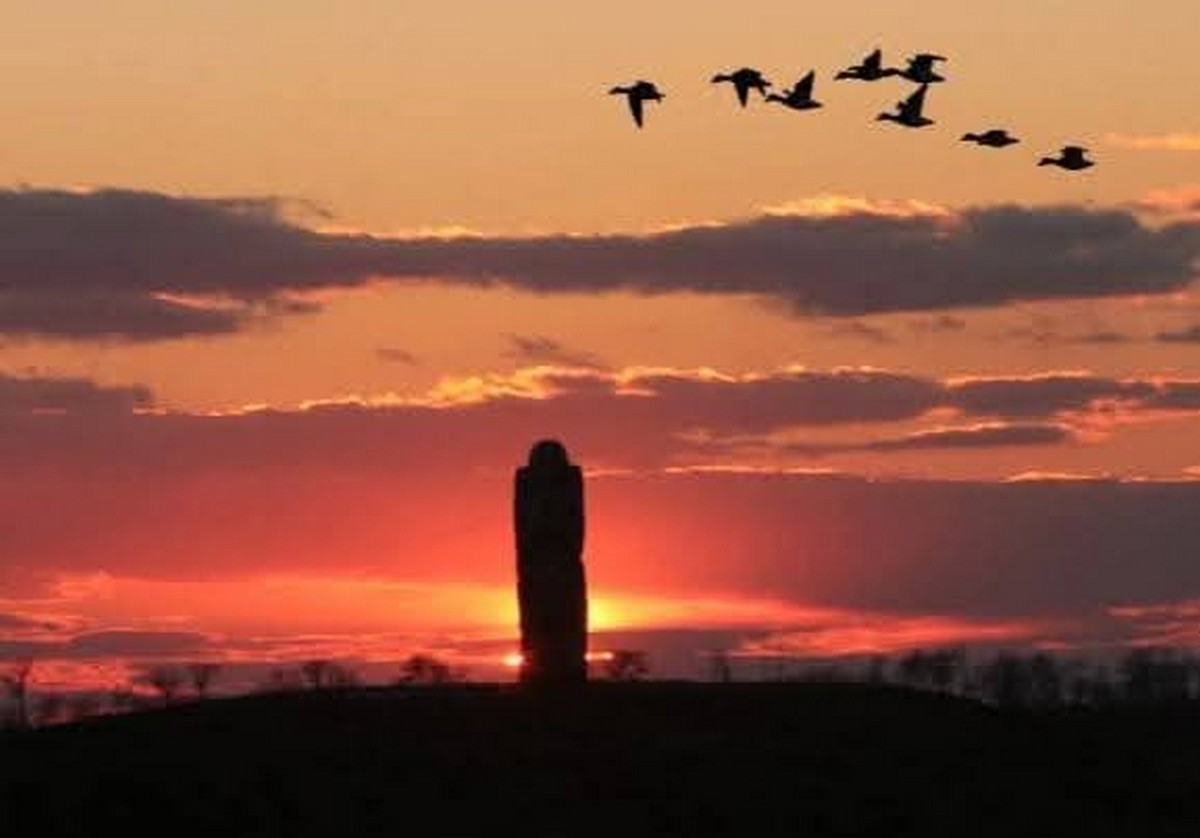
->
(514, 440), (588, 686)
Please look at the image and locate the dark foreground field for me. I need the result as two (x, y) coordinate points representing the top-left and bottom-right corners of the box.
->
(3, 682), (1200, 836)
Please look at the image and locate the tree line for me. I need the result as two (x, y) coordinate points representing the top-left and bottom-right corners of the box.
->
(0, 653), (471, 730)
(8, 645), (1193, 729)
(765, 646), (1200, 708)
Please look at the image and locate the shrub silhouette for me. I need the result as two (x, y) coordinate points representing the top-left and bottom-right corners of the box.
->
(603, 650), (649, 681)
(398, 654), (454, 685)
(145, 666), (185, 703)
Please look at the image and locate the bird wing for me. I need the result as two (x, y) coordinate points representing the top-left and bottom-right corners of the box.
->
(628, 95), (644, 128)
(795, 71), (815, 99)
(902, 84), (928, 116)
(735, 80), (750, 106)
(863, 49), (882, 71)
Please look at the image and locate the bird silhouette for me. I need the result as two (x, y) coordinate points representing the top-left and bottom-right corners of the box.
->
(1038, 146), (1095, 170)
(835, 49), (900, 81)
(962, 129), (1020, 148)
(899, 53), (948, 84)
(608, 80), (664, 128)
(876, 84), (934, 128)
(711, 68), (771, 107)
(765, 71), (823, 111)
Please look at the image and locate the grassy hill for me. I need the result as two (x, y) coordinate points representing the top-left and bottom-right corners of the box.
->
(3, 681), (1199, 836)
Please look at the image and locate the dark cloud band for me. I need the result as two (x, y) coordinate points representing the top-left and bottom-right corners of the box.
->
(0, 374), (151, 414)
(0, 188), (1196, 339)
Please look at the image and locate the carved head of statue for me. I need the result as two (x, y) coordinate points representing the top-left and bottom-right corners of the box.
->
(527, 439), (571, 470)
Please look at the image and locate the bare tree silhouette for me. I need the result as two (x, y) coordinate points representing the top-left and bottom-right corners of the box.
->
(1028, 653), (1063, 706)
(707, 650), (733, 683)
(865, 655), (889, 685)
(33, 693), (65, 727)
(1121, 647), (1192, 702)
(979, 653), (1033, 707)
(298, 659), (360, 689)
(260, 666), (305, 693)
(325, 662), (361, 687)
(301, 660), (331, 690)
(603, 650), (649, 682)
(928, 648), (966, 694)
(187, 662), (221, 699)
(109, 685), (138, 714)
(66, 693), (102, 723)
(146, 666), (184, 704)
(898, 649), (932, 689)
(398, 654), (454, 685)
(1, 659), (33, 730)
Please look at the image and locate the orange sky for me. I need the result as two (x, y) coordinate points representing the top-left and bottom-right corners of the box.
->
(2, 0), (1200, 696)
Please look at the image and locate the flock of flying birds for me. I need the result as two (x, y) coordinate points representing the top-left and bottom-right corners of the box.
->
(608, 48), (1096, 171)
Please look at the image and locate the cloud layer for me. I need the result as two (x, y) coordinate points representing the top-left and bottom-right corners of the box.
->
(2, 365), (1200, 682)
(3, 365), (1199, 470)
(0, 365), (1198, 601)
(2, 188), (1197, 339)
(0, 373), (151, 414)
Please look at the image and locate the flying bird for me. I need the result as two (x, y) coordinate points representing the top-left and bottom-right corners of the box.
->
(711, 67), (771, 107)
(876, 84), (934, 128)
(1038, 146), (1095, 170)
(961, 129), (1020, 148)
(608, 80), (664, 128)
(899, 53), (948, 84)
(765, 71), (823, 111)
(835, 49), (900, 81)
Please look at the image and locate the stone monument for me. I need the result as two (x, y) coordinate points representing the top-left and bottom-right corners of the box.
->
(513, 440), (587, 686)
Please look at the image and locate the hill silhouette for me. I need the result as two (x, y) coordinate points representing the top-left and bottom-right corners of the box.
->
(3, 682), (1200, 835)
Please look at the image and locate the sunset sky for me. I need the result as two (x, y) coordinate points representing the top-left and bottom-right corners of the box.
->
(3, 0), (1200, 694)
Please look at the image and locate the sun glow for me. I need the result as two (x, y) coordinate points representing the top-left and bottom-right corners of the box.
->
(586, 597), (628, 632)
